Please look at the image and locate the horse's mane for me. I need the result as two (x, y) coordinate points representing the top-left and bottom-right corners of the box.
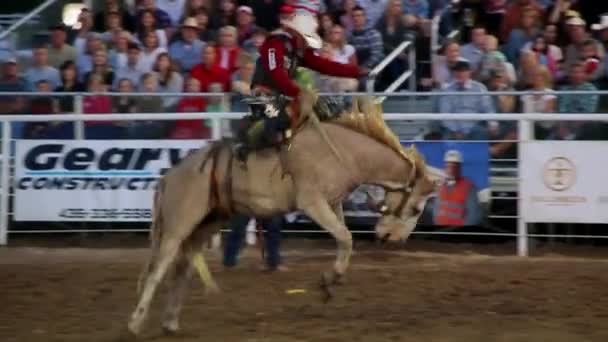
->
(330, 96), (427, 176)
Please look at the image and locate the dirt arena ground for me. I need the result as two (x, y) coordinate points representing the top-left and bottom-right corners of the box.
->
(1, 238), (608, 342)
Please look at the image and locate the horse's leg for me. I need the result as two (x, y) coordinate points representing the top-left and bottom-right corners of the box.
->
(301, 199), (352, 301)
(161, 219), (225, 334)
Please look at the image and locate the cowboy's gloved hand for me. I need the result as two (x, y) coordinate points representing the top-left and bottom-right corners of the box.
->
(314, 96), (342, 120)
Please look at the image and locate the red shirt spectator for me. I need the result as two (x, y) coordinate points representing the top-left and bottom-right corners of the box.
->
(170, 77), (210, 139)
(189, 45), (231, 92)
(83, 75), (113, 125)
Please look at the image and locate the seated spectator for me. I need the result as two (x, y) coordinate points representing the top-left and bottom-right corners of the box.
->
(515, 49), (540, 90)
(339, 0), (357, 34)
(486, 69), (518, 159)
(214, 0), (237, 28)
(581, 39), (602, 81)
(438, 60), (495, 140)
(136, 0), (173, 37)
(241, 28), (267, 60)
(477, 35), (515, 84)
(190, 44), (231, 93)
(112, 78), (137, 114)
(563, 16), (605, 80)
(482, 0), (507, 38)
(348, 6), (384, 89)
(236, 6), (259, 45)
(156, 0), (187, 27)
(0, 58), (27, 137)
(432, 41), (461, 87)
(553, 61), (599, 139)
(114, 43), (145, 90)
(192, 8), (217, 42)
(47, 24), (77, 69)
(375, 0), (414, 87)
(327, 24), (357, 66)
(24, 45), (61, 91)
(315, 44), (359, 93)
(83, 74), (124, 139)
(487, 69), (516, 113)
(522, 25), (563, 74)
(521, 66), (556, 139)
(136, 9), (169, 49)
(109, 31), (132, 70)
(522, 34), (559, 78)
(169, 17), (205, 73)
(130, 73), (166, 139)
(94, 0), (135, 32)
(319, 13), (335, 41)
(139, 31), (168, 72)
(73, 9), (96, 55)
(153, 53), (184, 110)
(217, 26), (241, 73)
(54, 61), (86, 114)
(76, 33), (106, 82)
(170, 77), (209, 139)
(500, 0), (545, 43)
(230, 53), (255, 111)
(84, 50), (115, 90)
(181, 0), (208, 23)
(100, 10), (125, 45)
(358, 0), (389, 28)
(460, 26), (486, 71)
(24, 80), (55, 139)
(504, 7), (540, 65)
(432, 150), (482, 227)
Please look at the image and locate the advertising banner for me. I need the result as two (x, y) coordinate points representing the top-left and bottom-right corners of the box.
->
(14, 140), (206, 221)
(521, 141), (608, 223)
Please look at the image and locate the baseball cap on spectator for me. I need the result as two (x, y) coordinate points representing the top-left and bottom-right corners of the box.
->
(237, 6), (253, 15)
(451, 59), (471, 71)
(592, 15), (608, 30)
(2, 57), (16, 64)
(566, 17), (586, 26)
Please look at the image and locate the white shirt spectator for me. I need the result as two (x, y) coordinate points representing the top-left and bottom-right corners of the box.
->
(331, 44), (356, 64)
(139, 47), (167, 72)
(136, 29), (168, 49)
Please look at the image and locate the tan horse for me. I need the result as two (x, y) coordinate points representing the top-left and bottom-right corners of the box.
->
(127, 94), (438, 337)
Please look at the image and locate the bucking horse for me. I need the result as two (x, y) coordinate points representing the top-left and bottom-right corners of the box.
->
(126, 90), (439, 337)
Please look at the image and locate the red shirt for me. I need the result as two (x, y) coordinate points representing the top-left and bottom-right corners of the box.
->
(189, 63), (231, 93)
(171, 97), (210, 139)
(217, 46), (240, 73)
(258, 34), (360, 97)
(83, 95), (113, 125)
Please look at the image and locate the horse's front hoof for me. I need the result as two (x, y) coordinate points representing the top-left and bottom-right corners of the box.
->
(320, 271), (336, 303)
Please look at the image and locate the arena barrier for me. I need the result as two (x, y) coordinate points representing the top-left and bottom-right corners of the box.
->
(2, 91), (608, 257)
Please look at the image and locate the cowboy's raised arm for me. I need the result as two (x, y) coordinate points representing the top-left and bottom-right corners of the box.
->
(301, 49), (361, 78)
(259, 39), (301, 97)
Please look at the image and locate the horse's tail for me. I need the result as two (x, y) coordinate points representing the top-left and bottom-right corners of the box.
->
(137, 177), (165, 295)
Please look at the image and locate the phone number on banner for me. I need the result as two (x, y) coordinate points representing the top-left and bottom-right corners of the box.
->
(58, 208), (152, 220)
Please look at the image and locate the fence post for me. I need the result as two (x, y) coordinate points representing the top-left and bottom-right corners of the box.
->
(74, 95), (84, 139)
(0, 120), (11, 245)
(210, 115), (222, 250)
(516, 118), (533, 257)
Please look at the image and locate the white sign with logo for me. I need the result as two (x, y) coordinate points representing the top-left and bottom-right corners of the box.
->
(521, 141), (608, 223)
(14, 140), (206, 221)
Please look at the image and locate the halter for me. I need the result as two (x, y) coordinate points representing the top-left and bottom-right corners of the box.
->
(370, 161), (418, 217)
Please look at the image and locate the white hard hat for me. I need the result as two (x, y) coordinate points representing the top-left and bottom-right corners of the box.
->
(444, 150), (463, 163)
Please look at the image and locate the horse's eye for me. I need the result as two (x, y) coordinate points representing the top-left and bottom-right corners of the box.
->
(410, 207), (421, 217)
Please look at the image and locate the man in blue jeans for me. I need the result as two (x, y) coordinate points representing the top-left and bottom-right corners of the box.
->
(223, 213), (286, 271)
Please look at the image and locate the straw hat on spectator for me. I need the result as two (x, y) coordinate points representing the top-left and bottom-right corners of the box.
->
(566, 16), (586, 27)
(181, 17), (200, 30)
(592, 14), (608, 31)
(280, 0), (323, 49)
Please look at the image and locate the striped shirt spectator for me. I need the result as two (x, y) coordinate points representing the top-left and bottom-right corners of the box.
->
(348, 6), (384, 71)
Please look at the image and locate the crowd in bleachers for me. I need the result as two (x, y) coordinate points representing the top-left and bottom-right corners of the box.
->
(1, 0), (608, 145)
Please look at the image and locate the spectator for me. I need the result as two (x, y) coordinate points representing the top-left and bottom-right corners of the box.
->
(432, 150), (482, 227)
(54, 61), (86, 114)
(153, 53), (184, 110)
(217, 26), (241, 73)
(522, 34), (560, 78)
(170, 77), (209, 139)
(375, 0), (414, 87)
(563, 16), (605, 76)
(241, 28), (268, 59)
(339, 0), (358, 33)
(156, 0), (187, 27)
(482, 0), (507, 38)
(136, 9), (169, 49)
(24, 45), (61, 91)
(83, 74), (123, 139)
(100, 11), (125, 45)
(24, 80), (55, 139)
(358, 0), (389, 28)
(136, 0), (173, 35)
(214, 0), (237, 28)
(438, 60), (495, 140)
(319, 13), (335, 41)
(131, 73), (166, 139)
(47, 24), (77, 69)
(0, 58), (27, 138)
(515, 49), (540, 90)
(109, 31), (133, 70)
(500, 0), (545, 42)
(182, 0), (208, 22)
(581, 39), (602, 80)
(73, 9), (96, 55)
(168, 17), (205, 73)
(315, 44), (359, 92)
(403, 0), (430, 19)
(592, 15), (608, 54)
(236, 6), (259, 45)
(112, 78), (137, 114)
(114, 43), (145, 89)
(460, 26), (486, 71)
(477, 35), (515, 84)
(432, 41), (461, 87)
(504, 8), (540, 65)
(249, 0), (283, 31)
(139, 31), (168, 72)
(349, 6), (384, 88)
(223, 214), (287, 272)
(76, 33), (105, 82)
(190, 45), (231, 93)
(231, 53), (255, 111)
(521, 66), (556, 139)
(84, 50), (115, 90)
(94, 0), (134, 32)
(327, 24), (357, 66)
(192, 8), (217, 42)
(487, 69), (516, 113)
(486, 69), (518, 159)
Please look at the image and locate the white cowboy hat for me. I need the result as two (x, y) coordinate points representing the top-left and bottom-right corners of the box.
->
(592, 14), (608, 30)
(281, 0), (323, 49)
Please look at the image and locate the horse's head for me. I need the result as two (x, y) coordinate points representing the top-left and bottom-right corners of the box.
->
(370, 147), (439, 242)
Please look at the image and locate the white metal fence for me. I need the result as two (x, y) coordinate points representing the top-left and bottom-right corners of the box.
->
(2, 91), (608, 256)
